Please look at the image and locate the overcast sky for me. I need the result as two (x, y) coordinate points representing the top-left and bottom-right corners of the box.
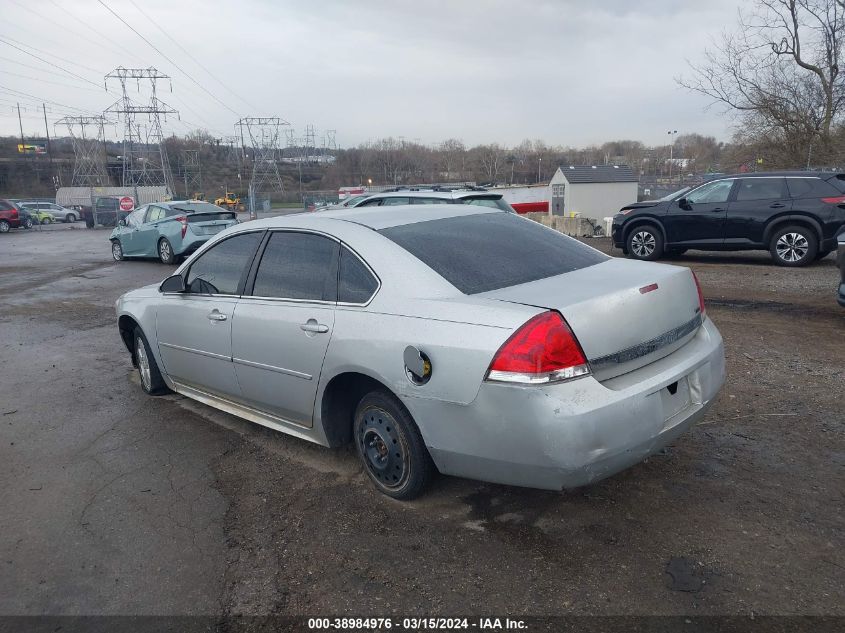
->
(1, 0), (744, 148)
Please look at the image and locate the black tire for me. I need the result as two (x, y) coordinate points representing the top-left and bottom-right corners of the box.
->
(41, 217), (51, 225)
(65, 213), (76, 223)
(769, 225), (818, 267)
(815, 249), (832, 261)
(0, 219), (9, 233)
(353, 390), (435, 500)
(158, 238), (175, 264)
(111, 239), (124, 261)
(626, 224), (664, 261)
(23, 217), (33, 229)
(133, 327), (169, 395)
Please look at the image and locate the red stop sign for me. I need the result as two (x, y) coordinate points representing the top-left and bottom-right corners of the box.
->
(119, 196), (135, 211)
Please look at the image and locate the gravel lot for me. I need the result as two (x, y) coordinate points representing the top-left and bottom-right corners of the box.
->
(0, 223), (842, 619)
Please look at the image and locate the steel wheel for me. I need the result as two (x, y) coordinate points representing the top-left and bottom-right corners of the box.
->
(357, 407), (409, 491)
(775, 232), (809, 263)
(136, 336), (152, 391)
(24, 217), (33, 229)
(631, 230), (656, 257)
(112, 240), (124, 261)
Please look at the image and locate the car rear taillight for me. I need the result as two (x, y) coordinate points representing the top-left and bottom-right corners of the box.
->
(175, 215), (188, 238)
(692, 271), (706, 316)
(821, 195), (845, 204)
(10, 209), (18, 219)
(486, 311), (591, 384)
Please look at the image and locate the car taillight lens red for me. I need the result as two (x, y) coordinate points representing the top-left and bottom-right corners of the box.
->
(692, 271), (706, 316)
(176, 215), (188, 238)
(821, 195), (845, 204)
(486, 311), (591, 384)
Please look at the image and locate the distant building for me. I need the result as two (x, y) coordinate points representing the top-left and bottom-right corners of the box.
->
(548, 165), (638, 220)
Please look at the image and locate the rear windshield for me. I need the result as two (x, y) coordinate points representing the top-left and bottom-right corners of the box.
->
(379, 212), (607, 294)
(460, 195), (516, 213)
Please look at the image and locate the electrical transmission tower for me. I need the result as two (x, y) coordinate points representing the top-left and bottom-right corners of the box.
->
(304, 124), (317, 163)
(180, 149), (202, 197)
(235, 117), (290, 218)
(105, 67), (178, 194)
(55, 115), (111, 186)
(321, 129), (337, 164)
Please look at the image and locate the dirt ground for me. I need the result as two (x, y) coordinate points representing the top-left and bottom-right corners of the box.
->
(0, 225), (843, 619)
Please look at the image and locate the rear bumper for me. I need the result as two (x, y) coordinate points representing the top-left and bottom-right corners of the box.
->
(405, 317), (726, 490)
(176, 235), (210, 256)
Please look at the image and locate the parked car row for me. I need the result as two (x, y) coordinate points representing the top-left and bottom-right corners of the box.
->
(0, 198), (82, 232)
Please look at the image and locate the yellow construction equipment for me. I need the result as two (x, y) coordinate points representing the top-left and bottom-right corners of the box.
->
(214, 192), (240, 209)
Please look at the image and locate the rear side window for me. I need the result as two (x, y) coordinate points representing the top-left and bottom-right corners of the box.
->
(382, 197), (411, 206)
(735, 178), (785, 201)
(186, 231), (263, 295)
(411, 197), (451, 205)
(0, 201), (13, 211)
(251, 232), (339, 301)
(357, 198), (383, 207)
(380, 213), (608, 294)
(786, 178), (841, 198)
(338, 246), (378, 304)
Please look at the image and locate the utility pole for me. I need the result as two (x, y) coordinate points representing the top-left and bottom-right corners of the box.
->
(17, 103), (25, 148)
(42, 104), (53, 169)
(667, 129), (678, 183)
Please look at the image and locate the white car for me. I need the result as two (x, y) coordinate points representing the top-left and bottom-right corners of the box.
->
(16, 201), (79, 223)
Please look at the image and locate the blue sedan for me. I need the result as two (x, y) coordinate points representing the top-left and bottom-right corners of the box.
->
(110, 201), (239, 264)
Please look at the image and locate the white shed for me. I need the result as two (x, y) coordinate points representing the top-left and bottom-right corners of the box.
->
(548, 165), (638, 221)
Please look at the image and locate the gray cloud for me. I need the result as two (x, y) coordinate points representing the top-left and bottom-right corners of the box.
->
(1, 0), (742, 147)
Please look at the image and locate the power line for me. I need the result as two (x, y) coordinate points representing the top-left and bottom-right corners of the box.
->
(0, 33), (103, 74)
(0, 70), (103, 92)
(0, 54), (98, 81)
(48, 0), (148, 65)
(0, 84), (97, 115)
(0, 37), (105, 89)
(126, 0), (262, 114)
(97, 0), (241, 117)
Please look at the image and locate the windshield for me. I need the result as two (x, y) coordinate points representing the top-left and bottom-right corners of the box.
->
(658, 187), (691, 201)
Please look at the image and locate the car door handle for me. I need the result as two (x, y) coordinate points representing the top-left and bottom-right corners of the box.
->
(770, 203), (786, 208)
(711, 207), (726, 212)
(207, 311), (227, 322)
(300, 321), (329, 333)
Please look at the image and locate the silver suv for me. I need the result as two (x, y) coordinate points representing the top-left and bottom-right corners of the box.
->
(343, 188), (516, 212)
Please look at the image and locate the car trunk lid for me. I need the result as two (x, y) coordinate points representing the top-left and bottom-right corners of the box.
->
(186, 212), (237, 235)
(478, 258), (703, 381)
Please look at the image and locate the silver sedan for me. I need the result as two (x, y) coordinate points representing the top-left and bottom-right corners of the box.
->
(116, 206), (726, 499)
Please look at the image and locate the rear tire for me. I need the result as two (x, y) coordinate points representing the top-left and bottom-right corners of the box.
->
(0, 220), (9, 233)
(353, 391), (435, 500)
(158, 238), (175, 265)
(41, 217), (51, 225)
(66, 213), (76, 223)
(133, 327), (169, 395)
(769, 225), (818, 267)
(23, 217), (33, 229)
(626, 224), (664, 261)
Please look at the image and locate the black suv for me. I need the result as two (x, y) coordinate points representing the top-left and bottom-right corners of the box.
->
(612, 172), (845, 267)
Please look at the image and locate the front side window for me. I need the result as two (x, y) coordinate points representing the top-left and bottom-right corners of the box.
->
(686, 179), (733, 204)
(251, 232), (339, 301)
(338, 246), (378, 304)
(186, 231), (263, 295)
(736, 178), (785, 201)
(357, 198), (383, 207)
(126, 207), (146, 227)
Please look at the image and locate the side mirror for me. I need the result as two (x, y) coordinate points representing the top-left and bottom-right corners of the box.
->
(677, 197), (691, 210)
(118, 219), (126, 227)
(160, 274), (186, 293)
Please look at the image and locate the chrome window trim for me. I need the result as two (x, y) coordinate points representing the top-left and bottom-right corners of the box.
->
(178, 228), (267, 297)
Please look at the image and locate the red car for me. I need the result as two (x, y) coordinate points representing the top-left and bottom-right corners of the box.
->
(0, 199), (23, 233)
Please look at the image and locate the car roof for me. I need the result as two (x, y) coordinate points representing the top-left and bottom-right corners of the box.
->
(358, 189), (502, 202)
(249, 204), (502, 231)
(717, 171), (845, 179)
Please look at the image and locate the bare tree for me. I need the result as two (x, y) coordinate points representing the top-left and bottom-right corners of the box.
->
(680, 0), (845, 165)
